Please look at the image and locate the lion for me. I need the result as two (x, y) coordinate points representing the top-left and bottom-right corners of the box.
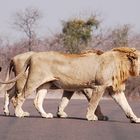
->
(56, 47), (140, 123)
(0, 50), (107, 120)
(0, 51), (35, 115)
(1, 47), (140, 123)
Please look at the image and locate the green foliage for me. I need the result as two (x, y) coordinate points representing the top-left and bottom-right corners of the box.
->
(62, 16), (99, 53)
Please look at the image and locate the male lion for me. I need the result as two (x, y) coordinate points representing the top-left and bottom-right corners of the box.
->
(0, 50), (107, 120)
(1, 47), (140, 123)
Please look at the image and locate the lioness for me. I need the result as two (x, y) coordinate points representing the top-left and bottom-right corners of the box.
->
(1, 47), (140, 123)
(0, 51), (35, 115)
(1, 50), (107, 120)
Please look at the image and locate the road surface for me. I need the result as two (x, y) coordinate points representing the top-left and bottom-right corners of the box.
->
(0, 98), (140, 140)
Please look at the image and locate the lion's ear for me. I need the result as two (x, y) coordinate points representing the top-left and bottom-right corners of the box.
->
(127, 53), (138, 62)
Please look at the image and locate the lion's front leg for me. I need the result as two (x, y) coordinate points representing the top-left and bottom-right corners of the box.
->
(57, 91), (74, 118)
(3, 91), (10, 116)
(86, 86), (105, 121)
(111, 91), (140, 123)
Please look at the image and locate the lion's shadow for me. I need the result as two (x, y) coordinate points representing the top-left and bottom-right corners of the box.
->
(0, 113), (131, 124)
(0, 114), (86, 120)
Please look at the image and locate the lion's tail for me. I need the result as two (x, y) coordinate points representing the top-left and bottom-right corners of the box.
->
(0, 56), (31, 84)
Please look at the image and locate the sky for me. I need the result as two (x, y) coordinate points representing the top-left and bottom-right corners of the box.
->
(0, 0), (140, 43)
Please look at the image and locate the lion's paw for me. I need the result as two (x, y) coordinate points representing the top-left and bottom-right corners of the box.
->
(86, 114), (98, 121)
(41, 113), (53, 118)
(3, 108), (10, 116)
(23, 111), (30, 117)
(57, 111), (68, 118)
(131, 118), (140, 123)
(15, 110), (30, 118)
(4, 111), (10, 116)
(98, 115), (109, 121)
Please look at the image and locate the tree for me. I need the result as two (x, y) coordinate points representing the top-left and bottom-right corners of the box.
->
(111, 24), (130, 47)
(62, 16), (100, 53)
(13, 7), (42, 51)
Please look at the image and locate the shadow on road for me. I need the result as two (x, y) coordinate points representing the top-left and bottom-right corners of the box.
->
(0, 113), (133, 124)
(0, 113), (86, 120)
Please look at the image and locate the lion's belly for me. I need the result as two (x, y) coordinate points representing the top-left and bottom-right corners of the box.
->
(53, 79), (94, 91)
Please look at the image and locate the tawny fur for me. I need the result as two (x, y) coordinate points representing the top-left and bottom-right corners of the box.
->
(0, 50), (106, 119)
(1, 47), (140, 123)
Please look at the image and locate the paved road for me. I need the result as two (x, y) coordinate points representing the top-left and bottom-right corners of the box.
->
(0, 98), (140, 140)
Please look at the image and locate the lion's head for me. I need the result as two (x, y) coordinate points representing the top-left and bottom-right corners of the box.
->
(113, 47), (139, 76)
(112, 47), (139, 91)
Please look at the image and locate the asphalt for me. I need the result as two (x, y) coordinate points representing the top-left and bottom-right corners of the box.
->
(0, 98), (140, 140)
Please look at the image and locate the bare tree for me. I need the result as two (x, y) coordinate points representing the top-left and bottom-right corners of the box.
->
(12, 7), (42, 51)
(111, 24), (131, 47)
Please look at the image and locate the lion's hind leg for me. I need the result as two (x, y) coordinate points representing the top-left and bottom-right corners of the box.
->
(86, 86), (105, 121)
(15, 73), (56, 118)
(34, 83), (53, 118)
(14, 93), (30, 118)
(83, 89), (108, 121)
(57, 90), (74, 118)
(3, 91), (10, 116)
(15, 88), (34, 118)
(3, 85), (16, 116)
